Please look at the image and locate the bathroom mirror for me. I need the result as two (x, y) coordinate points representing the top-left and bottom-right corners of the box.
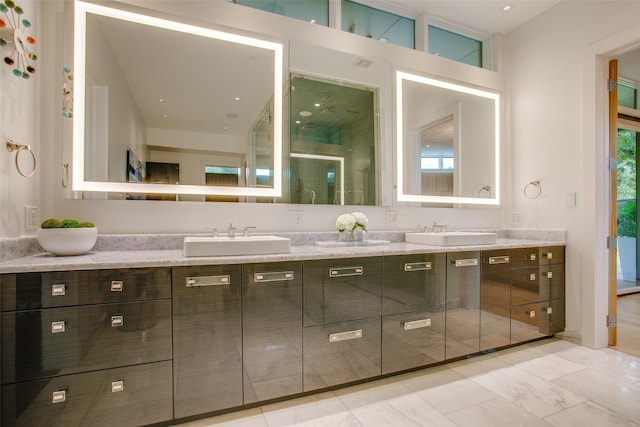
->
(396, 70), (500, 205)
(72, 0), (283, 199)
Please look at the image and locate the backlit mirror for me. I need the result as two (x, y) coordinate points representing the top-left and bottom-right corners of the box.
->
(396, 70), (500, 205)
(72, 0), (283, 199)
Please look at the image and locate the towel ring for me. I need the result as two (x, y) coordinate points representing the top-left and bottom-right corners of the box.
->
(6, 139), (36, 178)
(524, 180), (542, 199)
(477, 185), (492, 198)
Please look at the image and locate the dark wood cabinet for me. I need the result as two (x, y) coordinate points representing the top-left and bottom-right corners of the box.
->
(0, 244), (565, 425)
(480, 249), (511, 351)
(510, 246), (565, 343)
(445, 251), (481, 359)
(172, 264), (243, 418)
(1, 268), (173, 427)
(381, 254), (446, 373)
(242, 262), (303, 403)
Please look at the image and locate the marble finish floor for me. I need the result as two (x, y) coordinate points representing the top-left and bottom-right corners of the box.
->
(175, 338), (640, 427)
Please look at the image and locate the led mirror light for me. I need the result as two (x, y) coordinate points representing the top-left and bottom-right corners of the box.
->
(396, 70), (500, 205)
(72, 0), (283, 198)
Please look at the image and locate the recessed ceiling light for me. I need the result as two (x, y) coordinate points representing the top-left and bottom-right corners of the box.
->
(314, 103), (321, 107)
(502, 4), (513, 13)
(159, 98), (165, 102)
(234, 97), (240, 101)
(299, 111), (312, 117)
(163, 114), (168, 118)
(295, 120), (301, 124)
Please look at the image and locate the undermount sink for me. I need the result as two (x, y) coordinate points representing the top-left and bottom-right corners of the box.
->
(183, 235), (290, 257)
(405, 231), (497, 247)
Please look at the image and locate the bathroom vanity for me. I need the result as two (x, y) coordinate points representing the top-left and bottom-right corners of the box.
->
(0, 237), (565, 426)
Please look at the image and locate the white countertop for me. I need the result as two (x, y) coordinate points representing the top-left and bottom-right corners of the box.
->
(0, 238), (565, 274)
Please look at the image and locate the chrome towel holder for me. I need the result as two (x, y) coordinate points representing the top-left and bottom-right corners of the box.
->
(524, 180), (542, 199)
(6, 139), (36, 178)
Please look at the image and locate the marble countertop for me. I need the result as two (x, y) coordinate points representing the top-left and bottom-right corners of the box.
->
(0, 237), (565, 274)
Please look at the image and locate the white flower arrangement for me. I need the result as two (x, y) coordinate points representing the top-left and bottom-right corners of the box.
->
(336, 212), (368, 237)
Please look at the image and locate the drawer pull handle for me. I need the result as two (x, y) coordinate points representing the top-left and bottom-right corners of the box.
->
(526, 310), (536, 318)
(51, 321), (66, 334)
(111, 315), (124, 327)
(111, 380), (124, 393)
(329, 267), (363, 277)
(51, 284), (67, 296)
(110, 280), (123, 292)
(528, 253), (537, 261)
(404, 262), (432, 271)
(254, 271), (294, 282)
(52, 390), (66, 404)
(186, 275), (230, 287)
(529, 273), (536, 281)
(545, 252), (553, 260)
(546, 272), (553, 279)
(454, 258), (478, 267)
(488, 256), (510, 265)
(328, 329), (363, 342)
(546, 307), (553, 315)
(403, 318), (431, 330)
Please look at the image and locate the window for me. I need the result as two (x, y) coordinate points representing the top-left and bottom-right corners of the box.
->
(428, 25), (483, 68)
(341, 0), (415, 49)
(421, 157), (454, 171)
(619, 82), (638, 109)
(234, 0), (328, 26)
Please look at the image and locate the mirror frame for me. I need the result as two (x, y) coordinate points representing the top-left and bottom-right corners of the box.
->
(395, 70), (501, 206)
(72, 0), (284, 198)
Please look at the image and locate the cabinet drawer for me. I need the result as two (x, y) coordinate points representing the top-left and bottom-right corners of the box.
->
(382, 254), (446, 315)
(538, 246), (565, 266)
(511, 264), (564, 305)
(303, 318), (381, 391)
(2, 360), (173, 427)
(303, 257), (382, 326)
(511, 301), (558, 343)
(382, 310), (445, 374)
(2, 300), (172, 384)
(1, 268), (171, 311)
(510, 248), (541, 268)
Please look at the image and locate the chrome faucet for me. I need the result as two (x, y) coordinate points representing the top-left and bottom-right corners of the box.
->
(432, 222), (448, 232)
(243, 226), (257, 237)
(420, 222), (448, 232)
(228, 223), (237, 238)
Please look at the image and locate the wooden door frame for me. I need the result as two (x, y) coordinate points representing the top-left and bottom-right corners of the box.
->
(609, 59), (618, 346)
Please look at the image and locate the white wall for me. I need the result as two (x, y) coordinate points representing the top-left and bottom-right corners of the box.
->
(0, 0), (40, 238)
(504, 1), (640, 348)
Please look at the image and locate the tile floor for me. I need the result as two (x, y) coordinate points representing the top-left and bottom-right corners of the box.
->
(175, 338), (640, 427)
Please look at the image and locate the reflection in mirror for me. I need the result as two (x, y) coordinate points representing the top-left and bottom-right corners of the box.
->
(289, 74), (377, 205)
(72, 0), (283, 199)
(396, 70), (500, 205)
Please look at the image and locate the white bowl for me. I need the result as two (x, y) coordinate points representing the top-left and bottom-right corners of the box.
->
(36, 227), (98, 256)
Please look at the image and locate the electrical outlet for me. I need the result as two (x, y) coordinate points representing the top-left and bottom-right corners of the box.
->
(565, 192), (576, 207)
(511, 212), (522, 226)
(287, 210), (302, 225)
(386, 211), (398, 226)
(25, 206), (38, 230)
